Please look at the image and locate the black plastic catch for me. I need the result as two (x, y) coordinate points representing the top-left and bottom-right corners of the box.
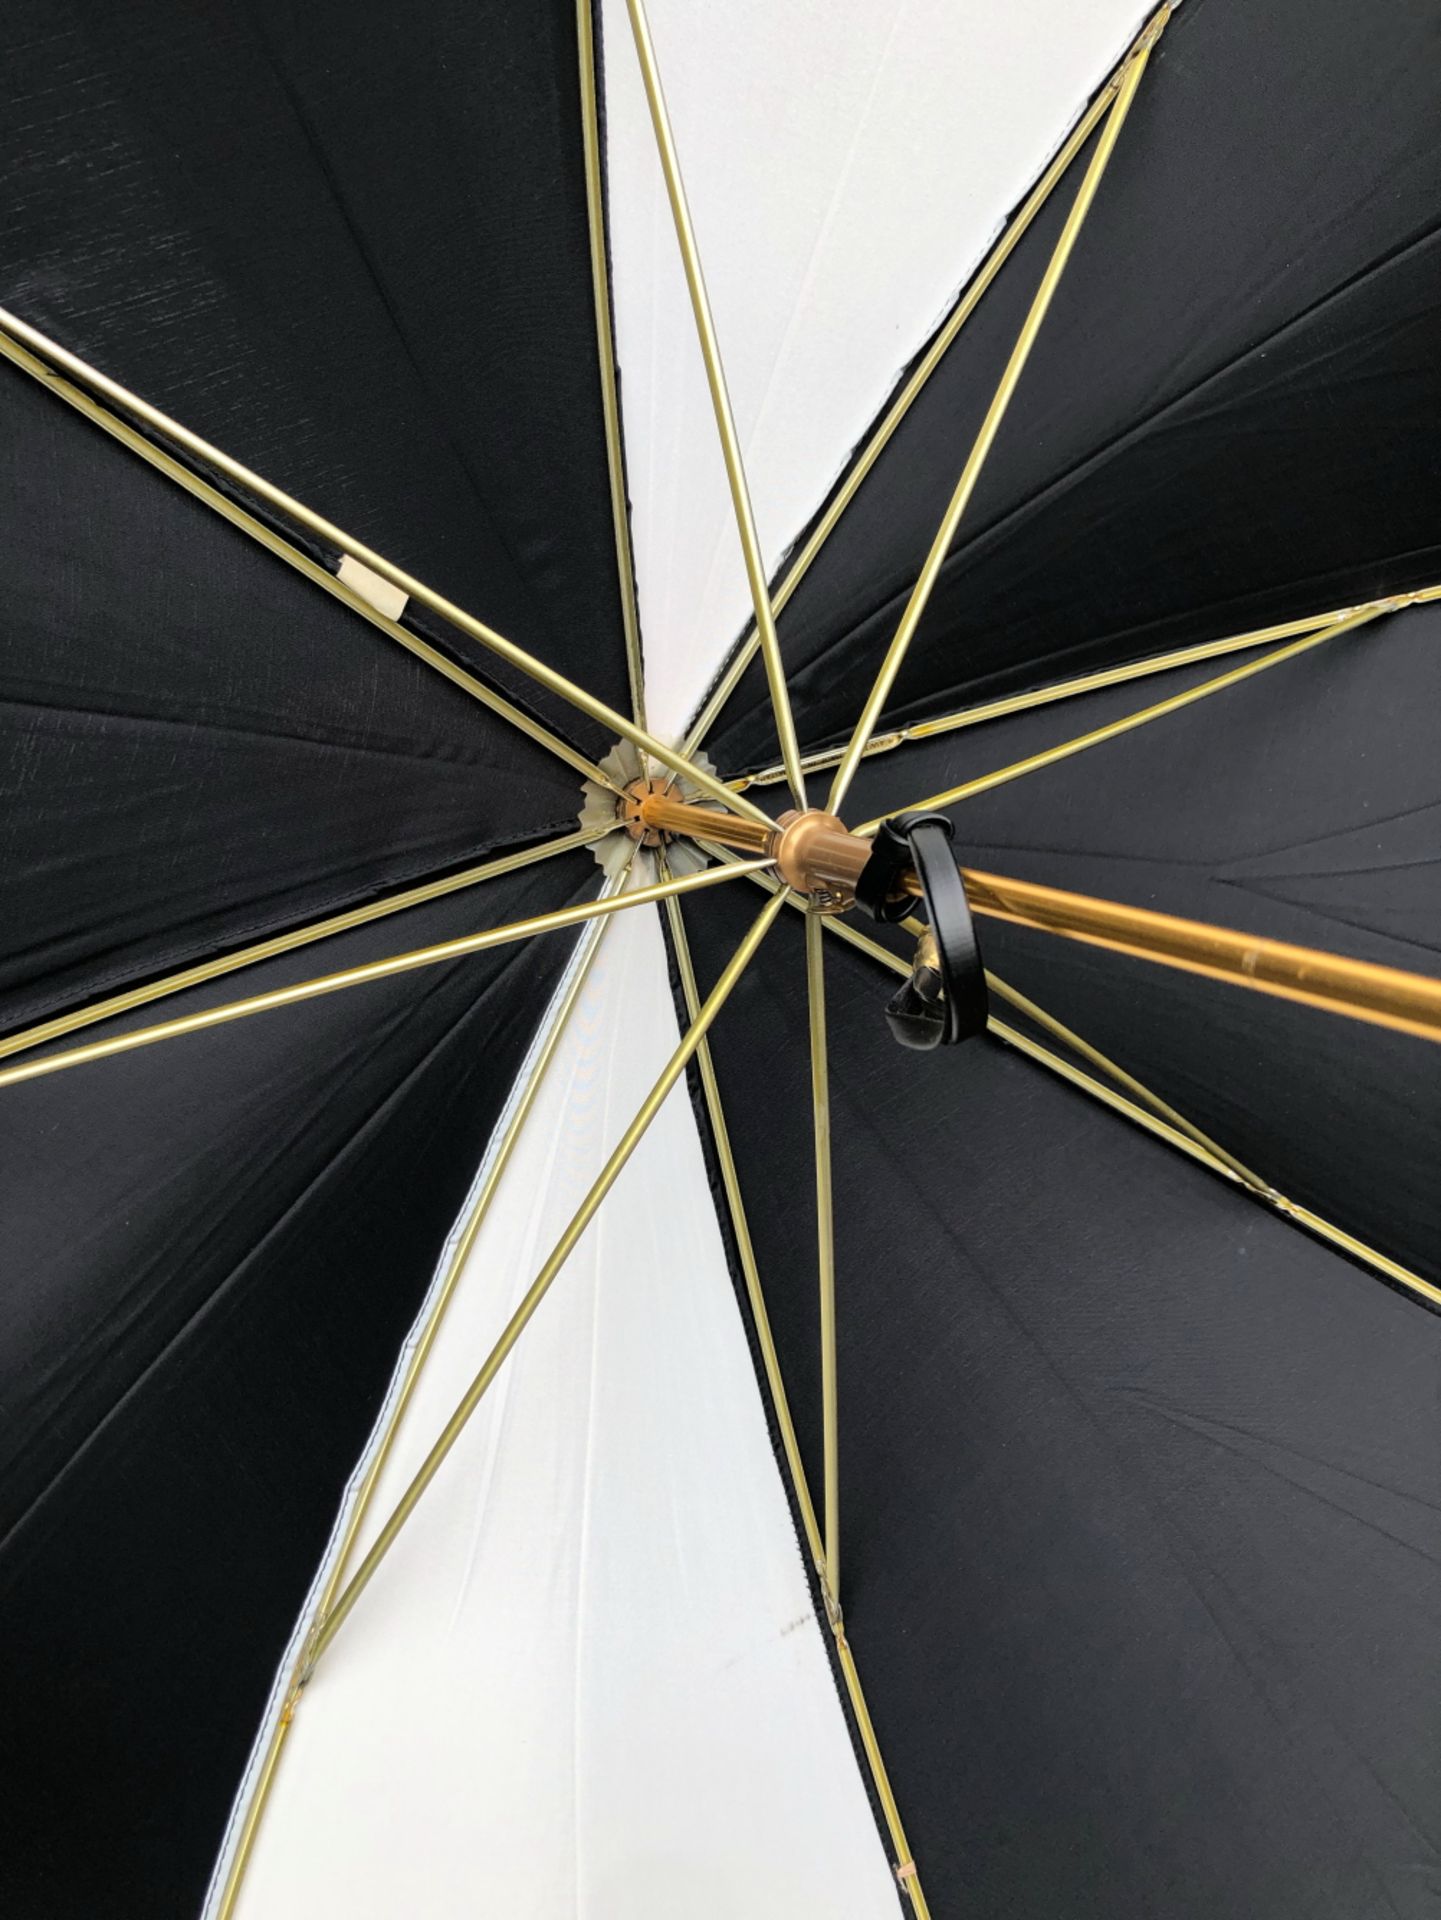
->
(856, 812), (987, 1049)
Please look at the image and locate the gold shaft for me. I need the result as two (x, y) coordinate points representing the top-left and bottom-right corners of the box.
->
(963, 868), (1441, 1044)
(861, 601), (1390, 829)
(0, 325), (613, 792)
(638, 791), (777, 854)
(577, 0), (647, 734)
(0, 828), (604, 1067)
(825, 18), (1163, 816)
(0, 859), (769, 1093)
(680, 6), (1173, 766)
(724, 853), (1441, 1315)
(805, 911), (841, 1608)
(622, 0), (807, 808)
(0, 307), (774, 829)
(306, 885), (789, 1670)
(688, 829), (1441, 1047)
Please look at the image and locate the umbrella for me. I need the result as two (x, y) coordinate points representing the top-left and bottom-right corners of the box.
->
(2, 0), (1439, 1914)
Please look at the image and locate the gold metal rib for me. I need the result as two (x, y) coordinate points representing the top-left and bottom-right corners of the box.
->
(827, 13), (1165, 815)
(727, 606), (1362, 793)
(661, 875), (928, 1915)
(661, 871), (821, 1564)
(208, 876), (625, 1920)
(990, 1015), (1441, 1309)
(313, 870), (628, 1617)
(0, 828), (605, 1067)
(0, 308), (775, 827)
(682, 5), (1174, 765)
(859, 600), (1392, 831)
(304, 884), (790, 1670)
(577, 0), (647, 734)
(0, 859), (770, 1093)
(805, 911), (841, 1609)
(622, 0), (807, 807)
(0, 325), (613, 791)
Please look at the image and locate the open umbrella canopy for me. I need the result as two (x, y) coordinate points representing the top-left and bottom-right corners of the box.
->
(2, 2), (1439, 1917)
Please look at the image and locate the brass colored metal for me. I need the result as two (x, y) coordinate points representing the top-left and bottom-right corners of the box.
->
(825, 18), (1164, 815)
(681, 5), (1175, 769)
(961, 869), (1441, 1044)
(772, 810), (859, 906)
(0, 324), (614, 793)
(0, 308), (775, 828)
(990, 1015), (1441, 1310)
(836, 1629), (934, 1919)
(620, 775), (675, 847)
(721, 852), (1441, 1316)
(0, 827), (605, 1068)
(622, 0), (807, 808)
(637, 790), (776, 856)
(212, 1695), (296, 1920)
(577, 0), (647, 734)
(666, 866), (929, 1913)
(313, 894), (619, 1617)
(700, 826), (1441, 1046)
(806, 911), (841, 1607)
(661, 873), (822, 1569)
(727, 604), (1375, 793)
(0, 860), (770, 1093)
(306, 886), (790, 1669)
(635, 793), (872, 901)
(861, 601), (1392, 830)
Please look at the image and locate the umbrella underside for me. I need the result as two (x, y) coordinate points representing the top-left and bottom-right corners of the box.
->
(1, 2), (1438, 1917)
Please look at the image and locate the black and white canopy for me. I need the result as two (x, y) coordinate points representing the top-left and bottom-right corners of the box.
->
(2, 2), (1439, 1916)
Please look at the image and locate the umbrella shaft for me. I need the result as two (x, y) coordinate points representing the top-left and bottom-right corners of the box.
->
(638, 794), (1441, 1044)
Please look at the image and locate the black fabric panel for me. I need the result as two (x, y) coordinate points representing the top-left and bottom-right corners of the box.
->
(833, 607), (1441, 1286)
(680, 884), (1441, 1919)
(0, 0), (630, 753)
(0, 360), (581, 1036)
(710, 0), (1441, 771)
(0, 850), (597, 1920)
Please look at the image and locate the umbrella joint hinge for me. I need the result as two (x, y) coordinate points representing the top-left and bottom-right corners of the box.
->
(820, 1578), (845, 1638)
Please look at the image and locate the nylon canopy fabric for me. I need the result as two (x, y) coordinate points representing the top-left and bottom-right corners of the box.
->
(708, 0), (1441, 770)
(0, 0), (632, 752)
(214, 897), (901, 1920)
(0, 855), (599, 1919)
(0, 362), (581, 1036)
(2, 0), (1440, 1914)
(829, 606), (1441, 1290)
(599, 0), (1148, 741)
(675, 886), (1441, 1920)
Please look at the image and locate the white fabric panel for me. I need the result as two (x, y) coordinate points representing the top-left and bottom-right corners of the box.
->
(224, 897), (898, 1919)
(602, 0), (1150, 740)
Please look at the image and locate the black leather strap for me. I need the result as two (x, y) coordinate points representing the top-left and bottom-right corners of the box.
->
(854, 814), (920, 923)
(859, 812), (988, 1048)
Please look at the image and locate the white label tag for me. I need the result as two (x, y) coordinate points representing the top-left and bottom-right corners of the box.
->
(337, 554), (409, 622)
